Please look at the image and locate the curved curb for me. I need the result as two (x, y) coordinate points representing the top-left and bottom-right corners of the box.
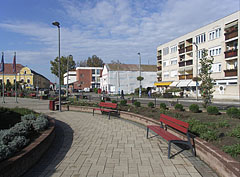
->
(65, 105), (240, 177)
(0, 118), (56, 177)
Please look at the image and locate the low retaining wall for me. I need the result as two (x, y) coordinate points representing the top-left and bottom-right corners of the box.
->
(0, 118), (56, 177)
(65, 105), (240, 177)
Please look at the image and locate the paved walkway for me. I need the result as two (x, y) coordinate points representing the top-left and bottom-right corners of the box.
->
(0, 98), (218, 177)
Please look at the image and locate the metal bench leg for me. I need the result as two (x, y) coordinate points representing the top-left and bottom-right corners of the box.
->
(168, 142), (172, 159)
(147, 127), (149, 139)
(108, 112), (111, 120)
(93, 109), (94, 116)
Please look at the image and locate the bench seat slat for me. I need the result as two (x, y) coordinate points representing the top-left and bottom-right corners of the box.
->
(147, 125), (181, 141)
(160, 118), (188, 134)
(160, 114), (189, 128)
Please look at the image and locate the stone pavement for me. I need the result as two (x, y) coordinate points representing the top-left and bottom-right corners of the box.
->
(0, 98), (218, 177)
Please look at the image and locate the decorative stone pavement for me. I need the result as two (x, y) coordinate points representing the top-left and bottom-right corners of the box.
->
(0, 98), (218, 177)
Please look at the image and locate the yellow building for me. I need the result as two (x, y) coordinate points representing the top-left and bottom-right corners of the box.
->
(0, 64), (50, 89)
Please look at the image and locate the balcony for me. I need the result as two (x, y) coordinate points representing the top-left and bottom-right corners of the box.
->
(224, 69), (237, 77)
(157, 77), (162, 81)
(157, 66), (162, 71)
(224, 49), (238, 58)
(157, 56), (162, 60)
(225, 30), (238, 40)
(179, 48), (185, 54)
(185, 45), (193, 52)
(179, 61), (185, 67)
(186, 74), (193, 79)
(179, 75), (185, 80)
(186, 59), (193, 66)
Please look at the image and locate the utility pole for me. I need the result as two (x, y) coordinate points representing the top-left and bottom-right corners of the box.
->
(138, 53), (142, 98)
(193, 42), (199, 101)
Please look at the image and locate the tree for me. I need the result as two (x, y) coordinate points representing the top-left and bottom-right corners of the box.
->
(137, 76), (144, 81)
(199, 49), (214, 108)
(76, 60), (87, 67)
(86, 55), (104, 67)
(50, 56), (76, 85)
(111, 60), (123, 64)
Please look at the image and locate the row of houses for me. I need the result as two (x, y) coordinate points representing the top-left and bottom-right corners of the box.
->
(0, 64), (50, 90)
(63, 64), (157, 94)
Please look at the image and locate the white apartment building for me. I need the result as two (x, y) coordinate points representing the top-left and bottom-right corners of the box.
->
(63, 71), (77, 85)
(101, 64), (157, 94)
(156, 11), (239, 100)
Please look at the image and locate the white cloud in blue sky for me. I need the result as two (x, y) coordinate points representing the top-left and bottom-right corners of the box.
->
(0, 0), (239, 82)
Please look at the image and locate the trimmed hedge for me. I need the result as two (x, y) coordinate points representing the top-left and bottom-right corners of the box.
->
(160, 103), (167, 110)
(207, 106), (219, 115)
(175, 104), (184, 111)
(148, 102), (154, 108)
(189, 104), (200, 113)
(227, 107), (240, 119)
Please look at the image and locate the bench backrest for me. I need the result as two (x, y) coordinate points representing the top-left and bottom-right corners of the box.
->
(99, 102), (117, 109)
(160, 114), (189, 134)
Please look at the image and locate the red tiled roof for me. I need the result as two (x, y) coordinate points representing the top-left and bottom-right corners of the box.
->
(0, 63), (24, 74)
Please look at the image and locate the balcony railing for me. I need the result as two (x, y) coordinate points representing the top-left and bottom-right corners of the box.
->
(157, 77), (162, 81)
(179, 61), (185, 67)
(224, 69), (237, 77)
(157, 56), (162, 60)
(186, 60), (193, 66)
(178, 74), (193, 80)
(225, 30), (238, 40)
(179, 75), (185, 80)
(157, 66), (162, 71)
(224, 49), (238, 58)
(185, 45), (193, 52)
(179, 48), (185, 54)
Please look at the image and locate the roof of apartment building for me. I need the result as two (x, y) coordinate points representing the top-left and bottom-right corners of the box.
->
(0, 63), (24, 74)
(0, 63), (49, 81)
(106, 64), (157, 72)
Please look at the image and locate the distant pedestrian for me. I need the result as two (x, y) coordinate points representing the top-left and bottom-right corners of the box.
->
(148, 90), (151, 98)
(121, 90), (124, 99)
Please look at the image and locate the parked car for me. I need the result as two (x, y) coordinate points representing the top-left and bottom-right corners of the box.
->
(83, 88), (90, 92)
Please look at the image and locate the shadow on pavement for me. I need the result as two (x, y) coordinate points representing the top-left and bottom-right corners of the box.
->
(23, 119), (73, 177)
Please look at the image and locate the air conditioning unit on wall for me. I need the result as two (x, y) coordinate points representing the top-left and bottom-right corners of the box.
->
(218, 85), (226, 94)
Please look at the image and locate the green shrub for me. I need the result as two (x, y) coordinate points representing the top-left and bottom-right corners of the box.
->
(160, 103), (167, 110)
(120, 100), (127, 106)
(148, 102), (154, 108)
(226, 107), (240, 119)
(174, 104), (184, 111)
(207, 106), (219, 115)
(200, 130), (219, 141)
(100, 99), (105, 102)
(189, 104), (199, 113)
(112, 100), (117, 104)
(134, 101), (141, 107)
(228, 126), (240, 138)
(223, 144), (240, 157)
(32, 115), (48, 132)
(217, 120), (230, 128)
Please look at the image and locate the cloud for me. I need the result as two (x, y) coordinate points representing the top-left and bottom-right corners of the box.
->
(0, 0), (239, 81)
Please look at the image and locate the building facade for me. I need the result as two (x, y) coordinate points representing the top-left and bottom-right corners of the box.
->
(0, 64), (50, 89)
(156, 11), (239, 100)
(101, 64), (157, 94)
(69, 67), (103, 90)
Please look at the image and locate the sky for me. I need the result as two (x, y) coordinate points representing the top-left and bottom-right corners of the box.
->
(0, 0), (239, 83)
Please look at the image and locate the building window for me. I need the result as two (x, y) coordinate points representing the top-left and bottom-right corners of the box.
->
(92, 70), (95, 74)
(170, 45), (177, 53)
(80, 73), (84, 77)
(197, 49), (204, 59)
(195, 33), (206, 44)
(170, 58), (177, 65)
(210, 63), (221, 73)
(6, 79), (10, 84)
(163, 60), (169, 67)
(96, 69), (100, 74)
(92, 77), (95, 81)
(24, 71), (27, 74)
(209, 28), (221, 40)
(27, 79), (30, 83)
(163, 47), (169, 55)
(170, 70), (178, 77)
(80, 81), (84, 84)
(163, 72), (169, 78)
(209, 46), (221, 56)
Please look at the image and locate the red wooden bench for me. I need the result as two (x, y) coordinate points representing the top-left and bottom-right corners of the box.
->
(147, 114), (195, 159)
(93, 102), (119, 119)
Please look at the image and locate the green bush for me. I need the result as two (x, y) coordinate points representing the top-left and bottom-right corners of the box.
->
(100, 99), (105, 102)
(207, 106), (219, 115)
(223, 144), (240, 157)
(226, 107), (240, 119)
(112, 100), (117, 104)
(148, 102), (154, 108)
(217, 120), (230, 128)
(189, 104), (199, 113)
(174, 104), (184, 111)
(134, 101), (141, 107)
(160, 103), (167, 110)
(200, 130), (219, 141)
(120, 100), (127, 106)
(228, 126), (240, 138)
(32, 115), (49, 132)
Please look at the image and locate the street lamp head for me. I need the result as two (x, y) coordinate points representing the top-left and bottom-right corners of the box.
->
(52, 21), (60, 28)
(137, 52), (140, 55)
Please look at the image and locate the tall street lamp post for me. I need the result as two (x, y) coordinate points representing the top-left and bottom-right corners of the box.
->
(52, 21), (61, 112)
(66, 55), (72, 100)
(138, 53), (142, 98)
(193, 42), (199, 101)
